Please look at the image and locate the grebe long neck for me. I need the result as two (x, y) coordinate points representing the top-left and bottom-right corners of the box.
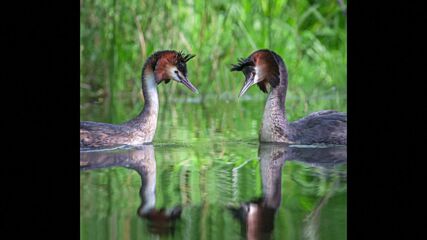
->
(126, 58), (159, 142)
(259, 53), (292, 142)
(141, 68), (159, 119)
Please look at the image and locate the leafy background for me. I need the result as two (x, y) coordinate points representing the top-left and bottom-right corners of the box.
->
(80, 0), (347, 125)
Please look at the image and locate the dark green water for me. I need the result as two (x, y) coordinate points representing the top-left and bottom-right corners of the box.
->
(80, 98), (347, 240)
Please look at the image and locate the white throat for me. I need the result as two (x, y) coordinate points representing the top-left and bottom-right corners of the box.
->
(144, 72), (159, 108)
(253, 66), (262, 84)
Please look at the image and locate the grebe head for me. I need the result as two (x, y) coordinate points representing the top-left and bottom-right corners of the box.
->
(153, 50), (198, 93)
(231, 49), (280, 97)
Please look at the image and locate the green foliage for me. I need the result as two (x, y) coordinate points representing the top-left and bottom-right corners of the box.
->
(81, 0), (347, 123)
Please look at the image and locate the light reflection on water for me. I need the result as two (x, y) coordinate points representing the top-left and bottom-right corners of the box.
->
(80, 142), (346, 240)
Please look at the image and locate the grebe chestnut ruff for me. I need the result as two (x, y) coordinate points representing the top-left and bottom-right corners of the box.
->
(81, 50), (198, 148)
(231, 49), (346, 145)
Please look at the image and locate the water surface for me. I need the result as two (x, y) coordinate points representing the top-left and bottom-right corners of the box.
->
(80, 99), (347, 240)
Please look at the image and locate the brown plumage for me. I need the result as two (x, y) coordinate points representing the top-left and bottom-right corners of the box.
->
(231, 49), (347, 145)
(81, 50), (197, 149)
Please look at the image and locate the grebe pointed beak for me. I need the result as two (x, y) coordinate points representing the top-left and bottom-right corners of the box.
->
(171, 68), (199, 94)
(239, 73), (256, 97)
(180, 76), (199, 94)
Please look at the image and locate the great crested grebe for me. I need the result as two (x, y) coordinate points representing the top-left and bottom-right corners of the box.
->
(81, 50), (198, 148)
(231, 49), (347, 145)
